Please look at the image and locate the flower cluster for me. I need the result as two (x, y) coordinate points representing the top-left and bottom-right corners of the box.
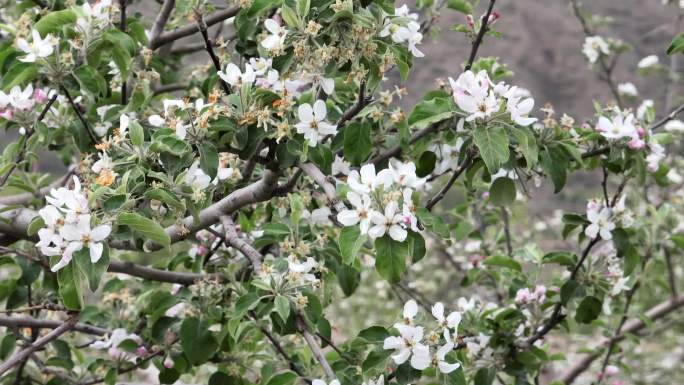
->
(337, 160), (424, 242)
(514, 285), (547, 305)
(449, 70), (536, 125)
(584, 196), (633, 241)
(596, 110), (666, 172)
(383, 300), (462, 373)
(91, 328), (143, 361)
(380, 5), (425, 58)
(37, 176), (112, 272)
(0, 84), (50, 127)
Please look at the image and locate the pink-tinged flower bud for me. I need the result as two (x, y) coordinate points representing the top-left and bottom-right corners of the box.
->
(488, 11), (501, 25)
(637, 126), (645, 138)
(136, 346), (148, 357)
(604, 365), (619, 377)
(0, 110), (13, 120)
(628, 138), (645, 150)
(197, 245), (208, 256)
(482, 191), (490, 199)
(582, 123), (592, 130)
(33, 88), (49, 104)
(108, 347), (123, 360)
(612, 381), (624, 385)
(273, 14), (283, 25)
(466, 14), (475, 28)
(163, 355), (174, 369)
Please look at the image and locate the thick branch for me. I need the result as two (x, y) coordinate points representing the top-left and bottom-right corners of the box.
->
(299, 163), (345, 212)
(111, 170), (279, 250)
(0, 316), (107, 336)
(220, 216), (262, 273)
(0, 315), (78, 375)
(559, 293), (684, 385)
(150, 6), (240, 50)
(295, 315), (335, 379)
(150, 0), (175, 46)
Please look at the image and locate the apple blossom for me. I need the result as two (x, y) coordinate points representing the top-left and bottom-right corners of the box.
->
(16, 30), (57, 63)
(294, 100), (338, 146)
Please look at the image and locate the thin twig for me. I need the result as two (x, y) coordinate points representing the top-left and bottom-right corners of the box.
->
(501, 207), (513, 257)
(119, 0), (128, 104)
(60, 86), (97, 144)
(464, 0), (497, 71)
(150, 6), (240, 49)
(425, 152), (474, 211)
(220, 215), (262, 273)
(194, 9), (231, 95)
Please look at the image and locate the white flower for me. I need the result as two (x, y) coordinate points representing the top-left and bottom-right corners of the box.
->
(582, 36), (610, 63)
(636, 99), (654, 120)
(664, 119), (684, 132)
(60, 215), (111, 265)
(331, 155), (351, 176)
(218, 63), (256, 87)
(431, 302), (462, 330)
(506, 96), (537, 126)
(369, 201), (407, 241)
(308, 207), (331, 226)
(383, 324), (427, 367)
(395, 22), (424, 58)
(261, 18), (288, 51)
(16, 30), (57, 63)
(249, 57), (272, 76)
(433, 329), (461, 373)
(646, 142), (666, 172)
(389, 160), (425, 189)
(449, 70), (499, 122)
(596, 112), (637, 140)
(216, 153), (235, 181)
(456, 297), (476, 312)
(637, 55), (659, 69)
(585, 202), (615, 240)
(92, 328), (141, 360)
(617, 82), (638, 97)
(337, 191), (373, 234)
(184, 162), (211, 192)
(148, 114), (165, 127)
(294, 100), (337, 146)
(399, 299), (418, 325)
(312, 379), (340, 385)
(118, 114), (130, 138)
(667, 169), (683, 184)
(92, 152), (114, 174)
(7, 85), (34, 110)
(347, 164), (394, 195)
(491, 168), (517, 181)
(362, 375), (384, 385)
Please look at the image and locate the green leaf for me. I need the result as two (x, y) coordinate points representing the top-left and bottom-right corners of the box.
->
(406, 231), (426, 263)
(336, 262), (361, 296)
(235, 292), (260, 318)
(667, 32), (684, 55)
(199, 143), (219, 180)
(128, 121), (144, 147)
(374, 235), (408, 283)
(541, 146), (568, 193)
(1, 63), (37, 91)
(117, 212), (170, 249)
(35, 9), (76, 36)
(180, 317), (218, 365)
(489, 177), (516, 206)
(73, 65), (108, 97)
(57, 264), (83, 310)
(482, 255), (522, 272)
(473, 368), (496, 385)
(343, 122), (373, 165)
(612, 228), (639, 276)
(575, 296), (602, 324)
(338, 226), (367, 265)
(408, 97), (456, 129)
(560, 279), (581, 304)
(542, 251), (576, 267)
(358, 325), (390, 343)
(144, 188), (185, 211)
(297, 0), (311, 18)
(274, 296), (290, 322)
(415, 208), (449, 238)
(416, 151), (437, 177)
(262, 372), (294, 385)
(281, 4), (299, 28)
(473, 125), (510, 173)
(73, 245), (110, 292)
(510, 126), (538, 167)
(27, 216), (44, 236)
(446, 0), (473, 14)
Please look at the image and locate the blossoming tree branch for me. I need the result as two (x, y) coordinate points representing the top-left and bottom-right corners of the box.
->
(0, 0), (683, 384)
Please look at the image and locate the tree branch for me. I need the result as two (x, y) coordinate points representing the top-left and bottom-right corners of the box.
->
(0, 315), (78, 375)
(150, 6), (240, 50)
(0, 316), (107, 336)
(425, 152), (474, 211)
(150, 0), (175, 47)
(295, 315), (335, 379)
(559, 292), (684, 385)
(108, 260), (222, 284)
(299, 163), (345, 212)
(60, 86), (98, 144)
(370, 120), (443, 165)
(464, 0), (497, 71)
(194, 9), (231, 95)
(220, 215), (262, 274)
